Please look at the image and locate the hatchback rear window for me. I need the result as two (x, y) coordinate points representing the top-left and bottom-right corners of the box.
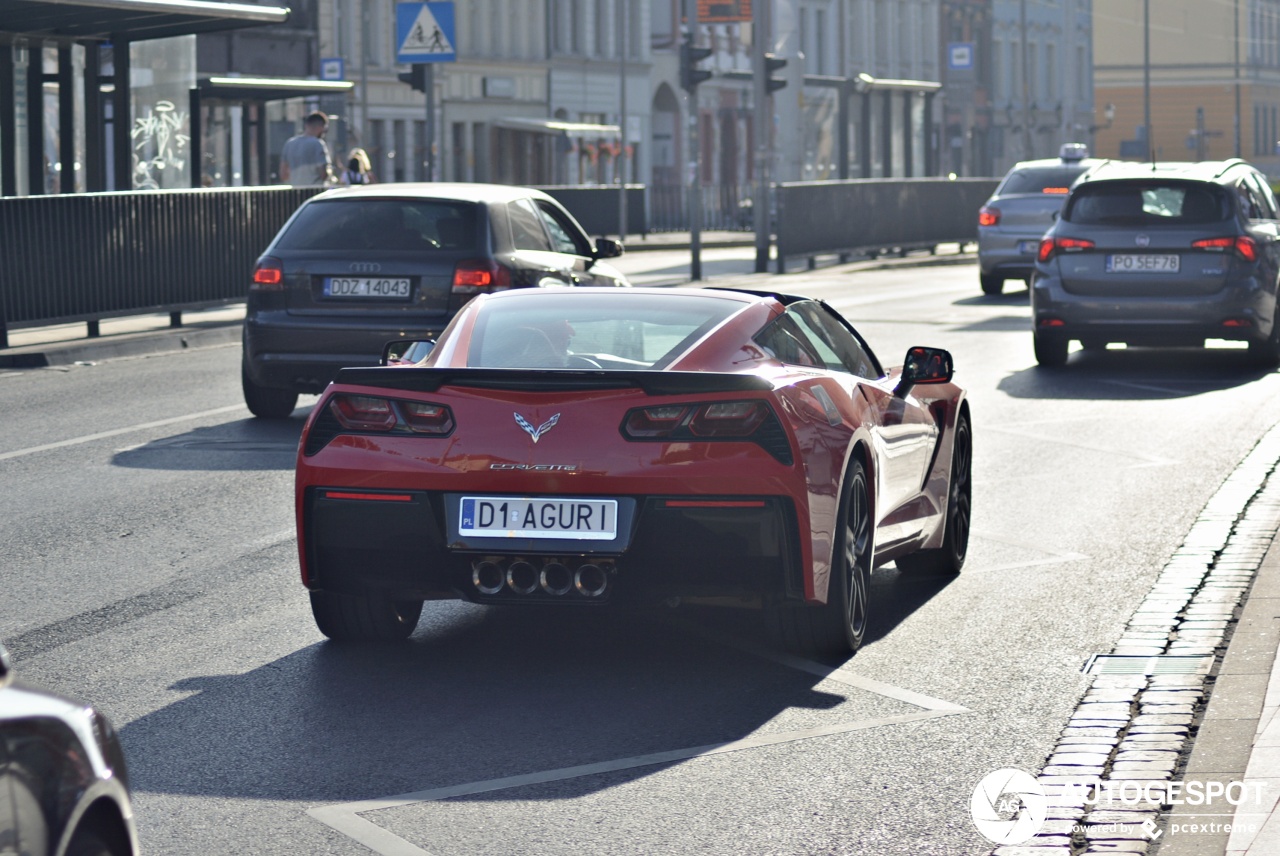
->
(1064, 183), (1230, 226)
(998, 166), (1091, 195)
(275, 199), (479, 251)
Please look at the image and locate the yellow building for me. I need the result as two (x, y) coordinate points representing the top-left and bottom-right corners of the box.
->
(1093, 0), (1280, 175)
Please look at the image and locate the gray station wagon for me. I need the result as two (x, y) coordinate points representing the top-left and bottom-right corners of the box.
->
(1030, 159), (1280, 367)
(242, 183), (628, 418)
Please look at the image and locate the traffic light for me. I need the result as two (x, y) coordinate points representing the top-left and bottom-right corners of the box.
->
(398, 64), (426, 93)
(680, 40), (713, 91)
(763, 53), (787, 93)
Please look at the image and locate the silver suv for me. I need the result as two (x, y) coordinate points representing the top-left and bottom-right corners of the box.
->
(977, 144), (1102, 295)
(1030, 158), (1280, 367)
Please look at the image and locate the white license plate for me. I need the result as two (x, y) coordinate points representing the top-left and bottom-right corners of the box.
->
(323, 277), (412, 298)
(459, 496), (618, 540)
(1106, 254), (1180, 273)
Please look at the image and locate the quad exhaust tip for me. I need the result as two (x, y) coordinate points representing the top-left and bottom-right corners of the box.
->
(470, 557), (612, 598)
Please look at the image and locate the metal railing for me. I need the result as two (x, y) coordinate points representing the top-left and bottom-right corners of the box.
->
(649, 184), (756, 232)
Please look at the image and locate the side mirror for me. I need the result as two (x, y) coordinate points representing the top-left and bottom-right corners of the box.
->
(593, 237), (624, 259)
(894, 346), (954, 397)
(382, 339), (435, 366)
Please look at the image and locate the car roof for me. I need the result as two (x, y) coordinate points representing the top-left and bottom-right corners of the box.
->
(1006, 156), (1106, 173)
(1076, 158), (1259, 186)
(306, 182), (557, 205)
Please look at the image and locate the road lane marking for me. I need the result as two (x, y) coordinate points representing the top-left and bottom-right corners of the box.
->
(0, 405), (244, 462)
(307, 616), (971, 855)
(309, 709), (961, 856)
(981, 424), (1176, 468)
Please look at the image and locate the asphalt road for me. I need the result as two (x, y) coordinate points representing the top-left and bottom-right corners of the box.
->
(3, 261), (1279, 855)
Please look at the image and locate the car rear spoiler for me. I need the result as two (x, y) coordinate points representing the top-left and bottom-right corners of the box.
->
(333, 366), (774, 396)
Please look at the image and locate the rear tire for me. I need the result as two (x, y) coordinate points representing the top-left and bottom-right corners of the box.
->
(242, 361), (298, 419)
(310, 590), (423, 642)
(765, 460), (871, 658)
(1033, 332), (1069, 367)
(895, 412), (971, 576)
(1248, 303), (1280, 367)
(980, 273), (1004, 295)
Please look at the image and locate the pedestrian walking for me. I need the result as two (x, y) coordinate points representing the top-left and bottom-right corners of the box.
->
(341, 148), (375, 185)
(280, 111), (335, 187)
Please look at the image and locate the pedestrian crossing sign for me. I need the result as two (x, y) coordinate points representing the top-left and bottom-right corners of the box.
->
(396, 2), (456, 64)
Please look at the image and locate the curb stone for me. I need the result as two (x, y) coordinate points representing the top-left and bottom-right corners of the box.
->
(989, 422), (1280, 856)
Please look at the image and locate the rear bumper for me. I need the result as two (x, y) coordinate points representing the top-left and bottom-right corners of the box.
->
(1031, 271), (1278, 345)
(978, 230), (1041, 278)
(300, 487), (804, 605)
(243, 312), (446, 392)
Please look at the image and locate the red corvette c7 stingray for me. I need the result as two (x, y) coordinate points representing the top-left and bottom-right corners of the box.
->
(295, 287), (971, 656)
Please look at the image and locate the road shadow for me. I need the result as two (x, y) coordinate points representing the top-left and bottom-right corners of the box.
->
(998, 347), (1275, 400)
(119, 583), (953, 805)
(110, 408), (312, 471)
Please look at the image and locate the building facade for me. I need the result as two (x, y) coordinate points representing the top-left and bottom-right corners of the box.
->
(1094, 0), (1280, 175)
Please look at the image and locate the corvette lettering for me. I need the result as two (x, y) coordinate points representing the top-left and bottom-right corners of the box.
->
(489, 463), (577, 471)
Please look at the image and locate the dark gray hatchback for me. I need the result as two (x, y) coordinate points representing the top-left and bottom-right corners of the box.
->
(242, 183), (628, 417)
(1031, 159), (1280, 367)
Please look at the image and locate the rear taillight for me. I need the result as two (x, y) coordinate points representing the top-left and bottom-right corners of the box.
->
(251, 257), (284, 291)
(978, 206), (1000, 227)
(623, 401), (768, 440)
(688, 401), (769, 437)
(1192, 235), (1258, 262)
(1038, 236), (1095, 263)
(330, 395), (397, 431)
(401, 401), (454, 434)
(623, 405), (690, 438)
(452, 260), (512, 293)
(327, 394), (454, 435)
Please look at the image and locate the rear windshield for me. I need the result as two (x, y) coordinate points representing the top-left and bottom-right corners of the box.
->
(469, 292), (742, 370)
(275, 199), (479, 251)
(998, 166), (1091, 195)
(1064, 183), (1230, 226)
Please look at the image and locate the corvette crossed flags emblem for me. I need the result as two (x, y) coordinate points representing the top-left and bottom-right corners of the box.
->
(514, 412), (560, 443)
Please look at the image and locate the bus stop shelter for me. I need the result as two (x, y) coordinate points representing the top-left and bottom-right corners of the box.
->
(0, 0), (290, 196)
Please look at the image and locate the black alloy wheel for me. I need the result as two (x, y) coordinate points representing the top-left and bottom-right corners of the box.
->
(764, 459), (872, 657)
(896, 412), (971, 576)
(310, 589), (423, 642)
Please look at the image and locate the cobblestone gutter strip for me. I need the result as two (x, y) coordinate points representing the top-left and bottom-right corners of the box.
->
(991, 423), (1280, 856)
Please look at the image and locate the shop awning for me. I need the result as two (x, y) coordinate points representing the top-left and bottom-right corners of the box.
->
(493, 117), (621, 141)
(0, 0), (290, 42)
(197, 76), (355, 101)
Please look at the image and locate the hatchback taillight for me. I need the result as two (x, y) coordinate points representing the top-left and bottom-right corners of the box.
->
(978, 206), (1000, 227)
(1038, 236), (1095, 263)
(452, 260), (512, 293)
(251, 257), (284, 291)
(1192, 235), (1258, 262)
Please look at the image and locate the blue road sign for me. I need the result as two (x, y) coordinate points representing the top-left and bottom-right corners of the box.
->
(948, 42), (974, 71)
(320, 57), (344, 80)
(397, 2), (456, 64)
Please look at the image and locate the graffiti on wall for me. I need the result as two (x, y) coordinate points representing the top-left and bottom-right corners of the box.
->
(132, 100), (189, 189)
